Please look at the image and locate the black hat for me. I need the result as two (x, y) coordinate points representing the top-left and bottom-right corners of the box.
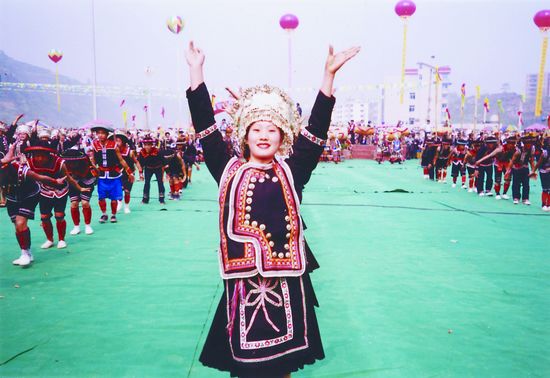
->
(60, 149), (87, 160)
(141, 135), (155, 144)
(91, 125), (114, 133)
(110, 131), (129, 144)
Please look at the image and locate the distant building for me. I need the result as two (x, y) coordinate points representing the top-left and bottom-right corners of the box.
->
(380, 64), (452, 129)
(525, 73), (550, 99)
(331, 99), (369, 125)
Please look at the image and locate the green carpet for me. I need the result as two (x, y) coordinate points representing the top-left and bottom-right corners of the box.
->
(1, 160), (548, 377)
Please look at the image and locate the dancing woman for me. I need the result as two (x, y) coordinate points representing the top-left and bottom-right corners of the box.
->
(185, 41), (359, 377)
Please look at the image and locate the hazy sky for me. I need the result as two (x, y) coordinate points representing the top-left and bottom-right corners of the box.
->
(0, 0), (546, 97)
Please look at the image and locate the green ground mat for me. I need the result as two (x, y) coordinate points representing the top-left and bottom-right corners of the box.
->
(1, 160), (548, 377)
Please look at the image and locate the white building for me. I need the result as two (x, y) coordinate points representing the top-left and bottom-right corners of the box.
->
(380, 64), (452, 129)
(331, 98), (369, 125)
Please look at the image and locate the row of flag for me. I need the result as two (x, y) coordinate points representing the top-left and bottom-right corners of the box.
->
(445, 82), (525, 127)
(119, 99), (166, 125)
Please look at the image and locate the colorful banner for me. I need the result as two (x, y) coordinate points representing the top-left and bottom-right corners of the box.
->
(517, 111), (523, 127)
(483, 98), (490, 112)
(435, 67), (442, 84)
(497, 99), (504, 114)
(460, 83), (466, 110)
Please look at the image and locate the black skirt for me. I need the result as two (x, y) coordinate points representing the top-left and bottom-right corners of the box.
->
(199, 266), (324, 377)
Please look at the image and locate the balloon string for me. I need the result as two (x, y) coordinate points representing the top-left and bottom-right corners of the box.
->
(434, 68), (439, 131)
(55, 65), (61, 112)
(399, 19), (408, 105)
(535, 34), (548, 117)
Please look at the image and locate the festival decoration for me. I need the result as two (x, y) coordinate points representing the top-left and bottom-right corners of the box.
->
(483, 97), (490, 123)
(120, 99), (127, 127)
(497, 99), (504, 125)
(167, 16), (184, 34)
(48, 49), (63, 111)
(279, 13), (299, 30)
(434, 66), (442, 131)
(395, 1), (416, 104)
(279, 14), (299, 90)
(460, 83), (466, 128)
(166, 16), (185, 126)
(356, 125), (375, 136)
(533, 10), (550, 117)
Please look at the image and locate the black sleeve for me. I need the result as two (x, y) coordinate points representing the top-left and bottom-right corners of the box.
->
(63, 135), (79, 150)
(6, 123), (17, 143)
(29, 129), (40, 146)
(186, 83), (231, 184)
(286, 91), (335, 197)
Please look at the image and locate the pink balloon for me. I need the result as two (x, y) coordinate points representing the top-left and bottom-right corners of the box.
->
(395, 1), (416, 18)
(279, 14), (299, 30)
(534, 10), (550, 30)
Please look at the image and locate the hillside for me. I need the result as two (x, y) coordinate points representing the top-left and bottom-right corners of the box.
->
(0, 51), (116, 127)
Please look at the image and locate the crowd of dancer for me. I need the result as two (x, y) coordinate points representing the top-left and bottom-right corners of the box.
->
(2, 112), (548, 269)
(419, 129), (550, 211)
(0, 116), (201, 267)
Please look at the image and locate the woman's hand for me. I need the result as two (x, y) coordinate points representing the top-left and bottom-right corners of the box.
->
(12, 114), (24, 126)
(54, 177), (67, 186)
(325, 45), (361, 76)
(185, 41), (205, 68)
(185, 41), (206, 90)
(320, 45), (360, 97)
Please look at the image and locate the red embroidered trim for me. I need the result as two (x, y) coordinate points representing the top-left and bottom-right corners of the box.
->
(196, 124), (219, 140)
(219, 160), (305, 278)
(301, 128), (326, 146)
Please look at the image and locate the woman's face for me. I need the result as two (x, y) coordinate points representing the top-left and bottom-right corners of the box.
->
(18, 133), (28, 142)
(143, 143), (153, 153)
(96, 130), (108, 142)
(246, 121), (282, 163)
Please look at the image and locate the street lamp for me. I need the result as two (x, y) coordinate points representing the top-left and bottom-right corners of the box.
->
(417, 55), (436, 131)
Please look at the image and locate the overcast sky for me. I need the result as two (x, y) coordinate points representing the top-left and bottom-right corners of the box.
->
(0, 0), (546, 98)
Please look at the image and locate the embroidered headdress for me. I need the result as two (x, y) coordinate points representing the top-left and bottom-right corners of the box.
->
(226, 85), (301, 156)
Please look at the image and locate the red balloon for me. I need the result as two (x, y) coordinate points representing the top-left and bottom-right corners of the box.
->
(279, 14), (299, 30)
(534, 10), (550, 30)
(395, 1), (416, 18)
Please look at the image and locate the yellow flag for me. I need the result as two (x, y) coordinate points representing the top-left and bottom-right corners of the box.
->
(475, 86), (480, 100)
(435, 66), (442, 84)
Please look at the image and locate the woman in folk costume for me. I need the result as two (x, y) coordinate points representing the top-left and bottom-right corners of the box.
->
(185, 41), (359, 377)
